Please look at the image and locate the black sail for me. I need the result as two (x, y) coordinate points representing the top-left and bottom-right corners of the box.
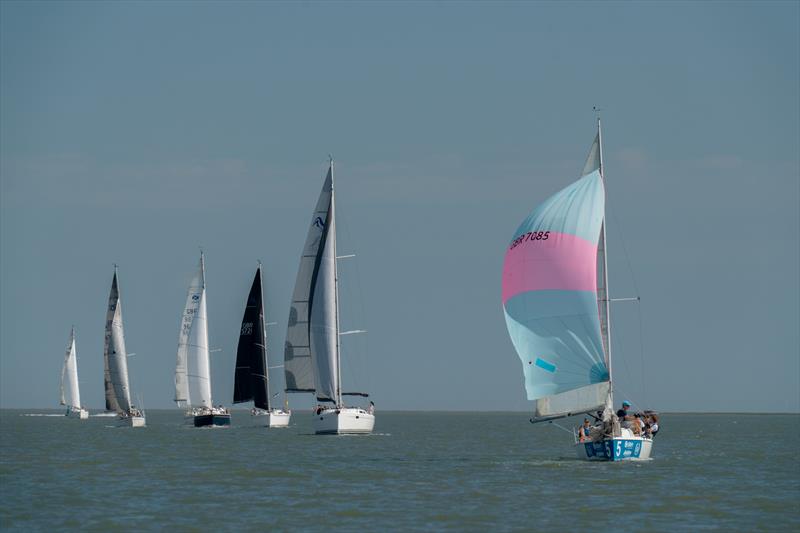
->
(233, 266), (270, 410)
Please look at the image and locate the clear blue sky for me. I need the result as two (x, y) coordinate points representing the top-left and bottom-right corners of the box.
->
(2, 1), (798, 411)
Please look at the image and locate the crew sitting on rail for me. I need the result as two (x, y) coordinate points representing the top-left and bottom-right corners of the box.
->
(578, 418), (593, 442)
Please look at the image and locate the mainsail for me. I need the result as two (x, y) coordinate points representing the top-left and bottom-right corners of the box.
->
(104, 269), (132, 413)
(60, 327), (81, 409)
(175, 253), (212, 408)
(502, 126), (611, 421)
(233, 265), (270, 410)
(284, 165), (340, 403)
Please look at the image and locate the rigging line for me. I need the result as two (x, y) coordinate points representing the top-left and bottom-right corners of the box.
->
(608, 202), (648, 404)
(637, 300), (648, 408)
(337, 205), (368, 395)
(609, 311), (634, 396)
(608, 200), (640, 297)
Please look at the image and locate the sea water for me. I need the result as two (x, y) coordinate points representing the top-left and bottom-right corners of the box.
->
(1, 410), (798, 531)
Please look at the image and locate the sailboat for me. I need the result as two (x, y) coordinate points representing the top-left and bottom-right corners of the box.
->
(175, 252), (230, 427)
(60, 327), (89, 419)
(502, 120), (653, 461)
(233, 263), (291, 427)
(284, 159), (375, 435)
(104, 267), (146, 427)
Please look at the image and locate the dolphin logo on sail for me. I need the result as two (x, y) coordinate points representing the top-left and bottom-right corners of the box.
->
(313, 216), (325, 229)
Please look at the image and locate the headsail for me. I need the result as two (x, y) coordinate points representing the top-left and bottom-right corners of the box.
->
(60, 327), (81, 409)
(502, 133), (610, 421)
(233, 265), (270, 410)
(104, 269), (132, 413)
(284, 165), (340, 403)
(175, 253), (212, 408)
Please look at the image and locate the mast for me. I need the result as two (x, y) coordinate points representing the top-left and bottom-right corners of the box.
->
(200, 250), (205, 290)
(259, 262), (272, 410)
(330, 156), (343, 407)
(597, 117), (614, 404)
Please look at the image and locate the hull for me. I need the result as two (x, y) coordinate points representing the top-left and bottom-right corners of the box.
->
(117, 415), (146, 428)
(192, 413), (231, 427)
(312, 407), (374, 435)
(65, 408), (89, 420)
(576, 436), (653, 461)
(245, 409), (292, 428)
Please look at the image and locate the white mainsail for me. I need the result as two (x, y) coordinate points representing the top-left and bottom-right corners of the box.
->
(175, 253), (212, 408)
(60, 327), (81, 409)
(310, 183), (339, 403)
(104, 269), (132, 413)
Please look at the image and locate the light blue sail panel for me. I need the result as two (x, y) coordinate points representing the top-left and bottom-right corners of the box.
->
(502, 170), (608, 403)
(504, 291), (607, 400)
(511, 170), (604, 244)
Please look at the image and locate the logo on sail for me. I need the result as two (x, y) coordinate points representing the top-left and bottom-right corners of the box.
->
(192, 294), (200, 301)
(313, 216), (325, 229)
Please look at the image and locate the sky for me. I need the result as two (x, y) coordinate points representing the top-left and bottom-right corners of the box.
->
(1, 1), (798, 412)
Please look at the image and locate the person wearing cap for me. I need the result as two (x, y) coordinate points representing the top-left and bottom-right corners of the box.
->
(616, 400), (634, 429)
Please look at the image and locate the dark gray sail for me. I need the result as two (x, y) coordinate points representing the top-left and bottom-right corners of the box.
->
(233, 265), (270, 410)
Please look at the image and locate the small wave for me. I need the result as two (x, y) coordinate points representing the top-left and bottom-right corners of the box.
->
(92, 413), (118, 417)
(21, 413), (65, 417)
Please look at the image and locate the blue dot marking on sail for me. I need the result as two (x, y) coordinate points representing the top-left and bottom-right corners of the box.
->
(534, 357), (557, 373)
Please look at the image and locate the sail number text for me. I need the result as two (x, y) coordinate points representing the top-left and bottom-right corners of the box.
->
(509, 231), (550, 250)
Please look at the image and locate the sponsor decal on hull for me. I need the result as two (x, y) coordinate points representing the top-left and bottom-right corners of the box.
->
(583, 439), (642, 461)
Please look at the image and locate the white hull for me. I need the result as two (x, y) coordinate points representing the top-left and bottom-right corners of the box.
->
(246, 409), (292, 427)
(66, 408), (89, 420)
(118, 415), (146, 428)
(312, 407), (374, 435)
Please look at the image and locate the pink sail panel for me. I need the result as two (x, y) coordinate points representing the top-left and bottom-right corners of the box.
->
(502, 231), (598, 305)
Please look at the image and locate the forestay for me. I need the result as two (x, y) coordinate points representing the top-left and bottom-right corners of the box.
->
(175, 254), (212, 408)
(502, 146), (611, 420)
(60, 327), (81, 409)
(104, 271), (132, 413)
(233, 265), (270, 410)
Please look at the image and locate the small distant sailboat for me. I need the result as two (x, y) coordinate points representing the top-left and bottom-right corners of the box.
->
(502, 119), (653, 461)
(103, 267), (146, 427)
(233, 263), (291, 427)
(175, 252), (230, 427)
(60, 327), (89, 419)
(284, 158), (374, 435)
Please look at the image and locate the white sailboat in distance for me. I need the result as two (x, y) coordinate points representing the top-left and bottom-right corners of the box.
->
(233, 263), (291, 427)
(284, 158), (375, 435)
(502, 119), (654, 461)
(60, 327), (89, 419)
(104, 266), (145, 427)
(175, 252), (230, 427)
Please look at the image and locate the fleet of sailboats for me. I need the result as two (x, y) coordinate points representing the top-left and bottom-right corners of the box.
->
(103, 267), (146, 427)
(284, 159), (375, 434)
(56, 133), (651, 458)
(60, 327), (88, 419)
(233, 263), (291, 427)
(502, 120), (652, 461)
(175, 252), (231, 427)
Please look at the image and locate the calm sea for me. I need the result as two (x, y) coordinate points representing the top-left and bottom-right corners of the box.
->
(1, 410), (798, 531)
